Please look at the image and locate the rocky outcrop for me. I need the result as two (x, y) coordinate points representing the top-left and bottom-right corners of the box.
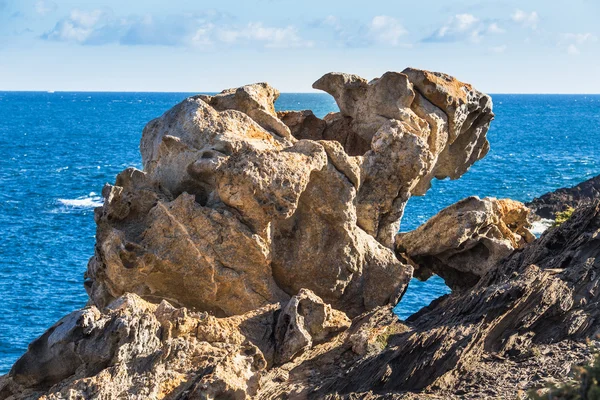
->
(527, 174), (600, 219)
(395, 197), (535, 290)
(86, 68), (493, 318)
(299, 201), (600, 399)
(3, 202), (600, 399)
(3, 68), (550, 400)
(90, 86), (410, 318)
(0, 289), (349, 400)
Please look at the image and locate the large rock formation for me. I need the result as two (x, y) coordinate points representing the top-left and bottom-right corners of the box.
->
(3, 202), (598, 399)
(396, 197), (535, 290)
(85, 68), (493, 319)
(11, 68), (577, 400)
(527, 174), (600, 219)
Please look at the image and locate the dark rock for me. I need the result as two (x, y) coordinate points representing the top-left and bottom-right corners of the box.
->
(527, 174), (600, 219)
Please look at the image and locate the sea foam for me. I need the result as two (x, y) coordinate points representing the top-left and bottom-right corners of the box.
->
(57, 192), (103, 208)
(530, 218), (554, 237)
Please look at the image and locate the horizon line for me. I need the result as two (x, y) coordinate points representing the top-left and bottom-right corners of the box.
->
(2, 90), (600, 95)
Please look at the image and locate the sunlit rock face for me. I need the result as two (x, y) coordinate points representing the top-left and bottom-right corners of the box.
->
(85, 69), (493, 319)
(395, 196), (535, 290)
(18, 70), (600, 400)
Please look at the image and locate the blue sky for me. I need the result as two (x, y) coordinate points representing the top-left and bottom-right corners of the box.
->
(0, 0), (599, 93)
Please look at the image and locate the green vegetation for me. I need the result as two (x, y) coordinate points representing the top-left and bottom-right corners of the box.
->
(529, 354), (600, 400)
(375, 324), (407, 349)
(553, 207), (576, 228)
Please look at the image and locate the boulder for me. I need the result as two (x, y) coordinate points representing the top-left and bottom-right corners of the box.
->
(274, 289), (351, 364)
(395, 197), (535, 289)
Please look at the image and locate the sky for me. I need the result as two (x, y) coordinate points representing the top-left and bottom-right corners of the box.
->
(0, 0), (599, 93)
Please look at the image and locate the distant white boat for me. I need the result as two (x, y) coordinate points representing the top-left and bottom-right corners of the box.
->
(47, 90), (55, 93)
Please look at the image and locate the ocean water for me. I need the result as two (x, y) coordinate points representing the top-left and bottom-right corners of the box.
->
(1, 92), (599, 373)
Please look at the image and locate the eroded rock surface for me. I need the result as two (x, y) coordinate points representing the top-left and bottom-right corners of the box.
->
(395, 197), (535, 289)
(307, 201), (600, 399)
(86, 68), (493, 317)
(0, 290), (348, 400)
(313, 70), (493, 246)
(4, 69), (556, 400)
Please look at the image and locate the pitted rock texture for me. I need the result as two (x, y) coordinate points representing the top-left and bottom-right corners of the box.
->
(395, 197), (535, 290)
(1, 69), (515, 400)
(86, 69), (493, 317)
(311, 69), (494, 246)
(0, 290), (349, 400)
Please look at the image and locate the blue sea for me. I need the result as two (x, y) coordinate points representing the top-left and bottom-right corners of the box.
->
(0, 92), (599, 373)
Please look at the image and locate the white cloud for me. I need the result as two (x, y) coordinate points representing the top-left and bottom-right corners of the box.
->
(561, 32), (598, 44)
(190, 25), (215, 48)
(314, 15), (408, 47)
(42, 9), (112, 44)
(559, 32), (598, 55)
(487, 23), (505, 34)
(490, 45), (507, 53)
(567, 44), (580, 55)
(511, 9), (539, 29)
(367, 15), (407, 46)
(425, 14), (484, 43)
(218, 23), (312, 48)
(35, 0), (57, 16)
(42, 9), (311, 49)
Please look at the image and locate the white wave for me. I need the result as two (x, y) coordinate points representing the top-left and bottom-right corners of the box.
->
(530, 218), (554, 238)
(57, 193), (103, 208)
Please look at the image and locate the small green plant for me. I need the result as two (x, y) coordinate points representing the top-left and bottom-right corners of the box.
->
(375, 324), (407, 349)
(553, 207), (575, 227)
(529, 353), (600, 400)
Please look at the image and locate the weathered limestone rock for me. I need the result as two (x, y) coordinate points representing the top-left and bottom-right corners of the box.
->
(271, 139), (411, 316)
(87, 170), (289, 316)
(274, 289), (351, 364)
(95, 71), (491, 317)
(527, 174), (600, 219)
(395, 197), (535, 289)
(312, 69), (494, 246)
(1, 290), (350, 400)
(2, 293), (270, 399)
(198, 82), (292, 139)
(357, 120), (434, 246)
